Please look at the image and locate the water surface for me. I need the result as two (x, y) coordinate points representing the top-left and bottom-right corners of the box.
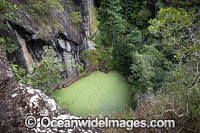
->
(53, 71), (130, 116)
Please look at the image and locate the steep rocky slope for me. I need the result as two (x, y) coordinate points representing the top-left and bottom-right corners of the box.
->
(0, 0), (96, 79)
(0, 1), (101, 132)
(0, 55), (101, 132)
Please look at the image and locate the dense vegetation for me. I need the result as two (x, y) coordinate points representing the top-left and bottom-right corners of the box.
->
(92, 0), (200, 132)
(0, 0), (64, 95)
(0, 0), (19, 55)
(87, 0), (200, 132)
(0, 0), (200, 132)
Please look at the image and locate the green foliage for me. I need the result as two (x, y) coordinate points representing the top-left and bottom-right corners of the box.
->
(81, 49), (100, 67)
(25, 56), (62, 94)
(31, 0), (64, 15)
(148, 8), (191, 43)
(128, 51), (155, 92)
(11, 64), (26, 82)
(136, 9), (152, 27)
(25, 47), (62, 94)
(148, 7), (200, 129)
(98, 47), (114, 71)
(96, 1), (200, 130)
(148, 7), (198, 64)
(98, 0), (126, 46)
(48, 0), (64, 10)
(0, 0), (20, 30)
(0, 0), (20, 36)
(12, 46), (63, 95)
(0, 37), (17, 55)
(127, 44), (172, 107)
(32, 1), (49, 15)
(170, 0), (193, 7)
(71, 11), (83, 25)
(155, 0), (165, 10)
(164, 62), (200, 120)
(0, 1), (19, 55)
(112, 28), (142, 74)
(141, 45), (172, 88)
(126, 29), (142, 44)
(98, 0), (135, 74)
(148, 7), (200, 63)
(71, 61), (85, 76)
(81, 48), (114, 72)
(122, 0), (153, 28)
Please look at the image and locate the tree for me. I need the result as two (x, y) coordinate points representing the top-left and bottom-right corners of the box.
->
(0, 0), (19, 29)
(97, 0), (132, 73)
(128, 51), (155, 92)
(122, 0), (154, 28)
(148, 8), (200, 131)
(13, 46), (63, 95)
(98, 0), (126, 46)
(0, 1), (19, 55)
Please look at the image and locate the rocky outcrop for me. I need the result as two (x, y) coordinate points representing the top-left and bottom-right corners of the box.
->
(1, 0), (96, 80)
(0, 55), (101, 132)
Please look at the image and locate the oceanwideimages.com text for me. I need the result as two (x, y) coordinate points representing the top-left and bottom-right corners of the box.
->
(25, 116), (175, 130)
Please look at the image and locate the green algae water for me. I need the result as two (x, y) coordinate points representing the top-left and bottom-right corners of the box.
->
(53, 71), (130, 116)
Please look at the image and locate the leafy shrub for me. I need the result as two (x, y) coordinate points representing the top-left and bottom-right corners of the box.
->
(81, 50), (100, 67)
(0, 1), (20, 60)
(98, 0), (126, 47)
(128, 51), (155, 93)
(71, 11), (82, 25)
(31, 0), (64, 15)
(126, 29), (142, 44)
(146, 7), (200, 131)
(148, 8), (191, 41)
(0, 1), (19, 19)
(136, 9), (152, 27)
(127, 44), (172, 108)
(70, 60), (85, 76)
(0, 37), (17, 55)
(25, 57), (62, 94)
(171, 1), (193, 7)
(0, 0), (20, 29)
(11, 64), (26, 82)
(25, 47), (62, 94)
(138, 9), (152, 21)
(141, 45), (172, 88)
(81, 48), (113, 72)
(32, 1), (49, 15)
(12, 46), (63, 95)
(98, 47), (114, 71)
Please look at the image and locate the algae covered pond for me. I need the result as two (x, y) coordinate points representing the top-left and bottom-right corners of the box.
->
(53, 71), (130, 116)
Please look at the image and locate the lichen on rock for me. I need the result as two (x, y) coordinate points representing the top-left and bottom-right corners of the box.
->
(0, 55), (101, 133)
(1, 0), (96, 84)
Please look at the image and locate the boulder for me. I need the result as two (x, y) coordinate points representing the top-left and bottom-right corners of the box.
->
(0, 55), (101, 133)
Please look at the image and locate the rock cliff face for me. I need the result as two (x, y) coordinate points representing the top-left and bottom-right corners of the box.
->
(0, 55), (101, 133)
(0, 1), (101, 132)
(1, 0), (96, 79)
